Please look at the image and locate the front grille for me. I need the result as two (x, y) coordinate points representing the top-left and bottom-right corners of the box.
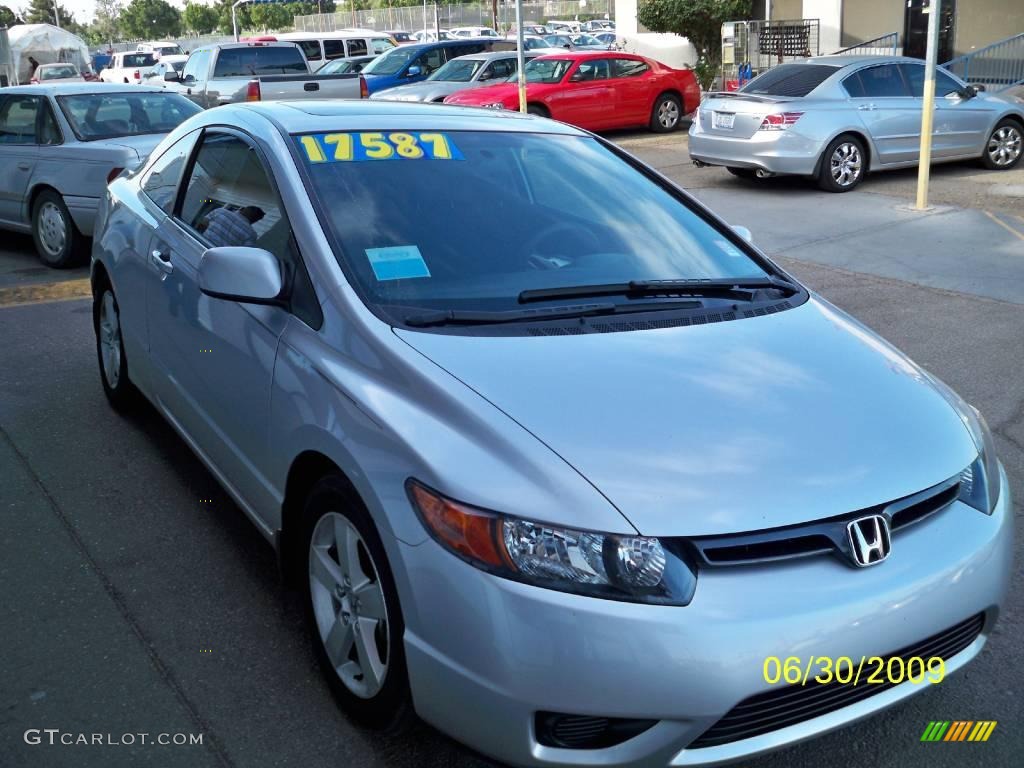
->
(688, 613), (985, 750)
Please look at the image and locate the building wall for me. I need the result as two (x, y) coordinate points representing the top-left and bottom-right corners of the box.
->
(955, 4), (1024, 56)
(803, 0), (843, 52)
(770, 0), (804, 21)
(840, 0), (902, 47)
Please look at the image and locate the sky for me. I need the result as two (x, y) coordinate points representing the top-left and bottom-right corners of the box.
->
(56, 0), (190, 25)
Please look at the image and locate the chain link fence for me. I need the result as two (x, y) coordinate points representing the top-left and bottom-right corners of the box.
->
(294, 2), (613, 34)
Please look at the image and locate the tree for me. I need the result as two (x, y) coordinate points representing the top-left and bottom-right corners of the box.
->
(121, 0), (182, 39)
(0, 5), (22, 26)
(183, 1), (219, 34)
(92, 0), (122, 45)
(250, 4), (291, 31)
(23, 0), (77, 26)
(638, 0), (752, 89)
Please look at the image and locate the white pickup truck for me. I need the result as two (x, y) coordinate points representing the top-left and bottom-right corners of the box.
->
(163, 41), (365, 108)
(99, 51), (157, 84)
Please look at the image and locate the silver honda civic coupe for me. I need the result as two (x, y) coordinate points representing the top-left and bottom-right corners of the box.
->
(91, 101), (1012, 767)
(690, 55), (1024, 191)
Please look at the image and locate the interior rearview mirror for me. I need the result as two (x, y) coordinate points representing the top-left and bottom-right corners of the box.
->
(731, 225), (754, 244)
(569, 72), (584, 82)
(198, 247), (283, 304)
(164, 71), (179, 81)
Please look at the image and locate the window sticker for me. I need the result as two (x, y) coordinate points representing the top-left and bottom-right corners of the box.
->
(714, 239), (744, 258)
(298, 132), (464, 163)
(365, 245), (431, 281)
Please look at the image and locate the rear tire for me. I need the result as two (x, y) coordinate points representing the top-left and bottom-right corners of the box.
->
(727, 167), (758, 179)
(302, 475), (413, 731)
(981, 119), (1022, 170)
(32, 189), (84, 268)
(527, 103), (549, 117)
(817, 135), (866, 192)
(650, 93), (682, 133)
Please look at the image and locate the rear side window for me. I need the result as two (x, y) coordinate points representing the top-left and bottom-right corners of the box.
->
(900, 64), (963, 97)
(297, 40), (322, 62)
(346, 39), (368, 57)
(850, 64), (909, 97)
(122, 54), (155, 68)
(740, 63), (838, 96)
(371, 38), (396, 54)
(213, 47), (307, 77)
(324, 40), (346, 60)
(613, 58), (649, 78)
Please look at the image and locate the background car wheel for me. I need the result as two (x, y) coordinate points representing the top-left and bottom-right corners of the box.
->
(93, 281), (137, 409)
(650, 93), (682, 133)
(981, 119), (1022, 170)
(817, 135), (866, 192)
(526, 104), (548, 117)
(727, 167), (758, 179)
(303, 476), (412, 730)
(32, 190), (84, 268)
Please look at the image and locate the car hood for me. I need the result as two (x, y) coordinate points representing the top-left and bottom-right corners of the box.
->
(444, 82), (519, 104)
(395, 297), (977, 536)
(372, 81), (473, 101)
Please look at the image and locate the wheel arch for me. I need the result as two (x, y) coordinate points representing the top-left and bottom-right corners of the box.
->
(526, 101), (550, 117)
(813, 129), (874, 178)
(25, 183), (62, 224)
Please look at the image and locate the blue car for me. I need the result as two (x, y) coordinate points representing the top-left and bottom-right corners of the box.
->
(360, 39), (510, 94)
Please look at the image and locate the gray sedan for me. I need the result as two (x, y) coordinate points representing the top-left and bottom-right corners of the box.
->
(690, 55), (1024, 191)
(92, 100), (1010, 767)
(369, 50), (536, 102)
(0, 83), (200, 266)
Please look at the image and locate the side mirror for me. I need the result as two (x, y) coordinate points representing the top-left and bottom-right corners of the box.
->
(731, 224), (753, 243)
(198, 247), (283, 304)
(164, 70), (180, 82)
(971, 83), (986, 93)
(569, 71), (584, 82)
(407, 65), (422, 77)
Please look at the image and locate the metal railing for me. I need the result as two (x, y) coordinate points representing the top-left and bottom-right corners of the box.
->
(720, 18), (820, 89)
(831, 32), (899, 57)
(943, 32), (1024, 92)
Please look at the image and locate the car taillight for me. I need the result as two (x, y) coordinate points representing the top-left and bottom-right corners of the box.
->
(359, 74), (368, 99)
(759, 112), (803, 130)
(245, 80), (261, 102)
(133, 70), (140, 80)
(107, 167), (124, 183)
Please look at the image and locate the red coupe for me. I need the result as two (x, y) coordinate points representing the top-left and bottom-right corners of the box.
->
(443, 51), (700, 133)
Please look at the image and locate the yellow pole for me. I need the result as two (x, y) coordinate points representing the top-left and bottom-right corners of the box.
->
(915, 0), (941, 210)
(515, 0), (526, 112)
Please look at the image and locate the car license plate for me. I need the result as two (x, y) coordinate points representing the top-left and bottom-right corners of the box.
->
(713, 112), (735, 130)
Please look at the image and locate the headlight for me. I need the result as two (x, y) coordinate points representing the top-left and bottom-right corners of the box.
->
(408, 480), (697, 605)
(958, 406), (1001, 514)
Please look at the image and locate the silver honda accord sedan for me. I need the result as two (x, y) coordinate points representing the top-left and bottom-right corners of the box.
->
(91, 101), (1012, 767)
(690, 55), (1024, 191)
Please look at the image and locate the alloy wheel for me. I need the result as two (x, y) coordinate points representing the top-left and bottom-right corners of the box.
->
(987, 125), (1022, 167)
(658, 99), (680, 129)
(37, 201), (67, 258)
(99, 292), (122, 389)
(830, 142), (863, 187)
(309, 512), (390, 699)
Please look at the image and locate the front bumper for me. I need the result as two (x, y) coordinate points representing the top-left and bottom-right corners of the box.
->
(688, 123), (825, 176)
(391, 464), (1013, 767)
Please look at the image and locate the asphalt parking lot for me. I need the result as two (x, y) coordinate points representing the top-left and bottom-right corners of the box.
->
(1, 131), (1022, 768)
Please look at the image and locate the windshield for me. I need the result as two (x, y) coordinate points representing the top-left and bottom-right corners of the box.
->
(524, 58), (572, 83)
(739, 63), (839, 96)
(122, 54), (155, 67)
(57, 92), (201, 141)
(296, 130), (769, 324)
(544, 35), (572, 47)
(213, 46), (307, 77)
(362, 46), (420, 75)
(429, 58), (483, 81)
(572, 35), (602, 46)
(322, 58), (368, 74)
(157, 45), (184, 56)
(41, 65), (79, 79)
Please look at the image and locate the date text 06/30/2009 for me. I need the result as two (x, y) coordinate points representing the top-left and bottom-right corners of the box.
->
(763, 656), (945, 686)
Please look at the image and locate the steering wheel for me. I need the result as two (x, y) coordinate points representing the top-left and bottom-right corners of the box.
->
(522, 222), (602, 261)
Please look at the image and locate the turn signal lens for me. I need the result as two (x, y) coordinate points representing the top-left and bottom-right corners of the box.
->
(408, 482), (507, 567)
(758, 111), (803, 130)
(107, 167), (124, 183)
(359, 74), (368, 99)
(245, 80), (261, 102)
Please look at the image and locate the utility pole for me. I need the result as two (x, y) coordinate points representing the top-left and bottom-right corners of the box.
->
(515, 0), (525, 112)
(915, 0), (941, 210)
(53, 1), (61, 28)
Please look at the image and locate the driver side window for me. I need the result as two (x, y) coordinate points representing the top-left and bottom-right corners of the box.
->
(181, 50), (209, 82)
(413, 49), (445, 75)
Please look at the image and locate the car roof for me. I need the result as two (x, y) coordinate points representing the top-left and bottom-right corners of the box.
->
(3, 82), (165, 95)
(535, 50), (641, 61)
(237, 100), (587, 136)
(453, 50), (528, 61)
(802, 54), (928, 68)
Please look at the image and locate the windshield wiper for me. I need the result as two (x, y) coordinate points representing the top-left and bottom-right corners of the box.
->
(403, 302), (618, 328)
(518, 277), (799, 304)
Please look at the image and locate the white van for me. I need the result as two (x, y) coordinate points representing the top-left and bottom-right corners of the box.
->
(136, 41), (184, 60)
(273, 31), (396, 71)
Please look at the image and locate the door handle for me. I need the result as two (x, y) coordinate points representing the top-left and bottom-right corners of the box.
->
(150, 247), (173, 274)
(857, 103), (876, 111)
(17, 162), (30, 170)
(304, 82), (319, 92)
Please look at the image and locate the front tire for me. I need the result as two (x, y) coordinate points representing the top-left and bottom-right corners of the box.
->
(303, 476), (412, 730)
(94, 282), (136, 410)
(650, 93), (682, 133)
(981, 119), (1022, 170)
(526, 103), (549, 117)
(32, 190), (83, 268)
(817, 135), (866, 192)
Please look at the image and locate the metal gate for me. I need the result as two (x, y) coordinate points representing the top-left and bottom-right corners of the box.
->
(720, 18), (820, 90)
